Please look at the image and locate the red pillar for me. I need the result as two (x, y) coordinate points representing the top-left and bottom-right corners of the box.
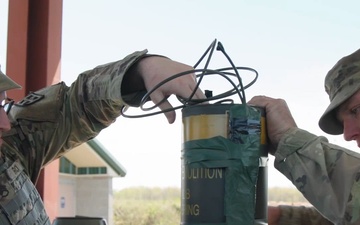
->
(6, 0), (63, 222)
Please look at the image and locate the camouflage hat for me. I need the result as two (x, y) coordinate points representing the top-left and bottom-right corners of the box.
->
(0, 66), (21, 93)
(319, 48), (360, 135)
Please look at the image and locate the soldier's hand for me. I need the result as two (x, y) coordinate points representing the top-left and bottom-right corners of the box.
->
(268, 206), (281, 225)
(137, 56), (207, 123)
(248, 96), (297, 154)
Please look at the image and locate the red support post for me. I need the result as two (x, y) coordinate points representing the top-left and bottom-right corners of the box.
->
(6, 0), (63, 222)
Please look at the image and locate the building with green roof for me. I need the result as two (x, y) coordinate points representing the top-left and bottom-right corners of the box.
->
(58, 139), (126, 225)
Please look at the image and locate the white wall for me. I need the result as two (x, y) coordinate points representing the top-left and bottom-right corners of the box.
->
(58, 176), (77, 216)
(76, 176), (113, 224)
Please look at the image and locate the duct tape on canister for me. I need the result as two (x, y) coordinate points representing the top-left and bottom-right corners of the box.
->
(181, 103), (268, 225)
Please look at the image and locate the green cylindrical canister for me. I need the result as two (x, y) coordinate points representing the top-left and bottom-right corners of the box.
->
(181, 103), (268, 225)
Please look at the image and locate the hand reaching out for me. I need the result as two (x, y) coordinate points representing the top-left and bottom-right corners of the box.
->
(137, 56), (207, 123)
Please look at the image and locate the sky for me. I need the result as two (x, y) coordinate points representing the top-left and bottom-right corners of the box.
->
(1, 0), (360, 191)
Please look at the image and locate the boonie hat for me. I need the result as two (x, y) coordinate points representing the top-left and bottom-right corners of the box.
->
(319, 48), (360, 135)
(0, 65), (21, 93)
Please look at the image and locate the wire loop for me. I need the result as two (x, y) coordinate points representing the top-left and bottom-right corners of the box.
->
(121, 39), (258, 119)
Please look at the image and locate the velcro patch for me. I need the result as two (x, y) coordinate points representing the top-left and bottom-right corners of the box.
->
(15, 92), (44, 107)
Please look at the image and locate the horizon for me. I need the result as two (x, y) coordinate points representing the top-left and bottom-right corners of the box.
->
(1, 0), (360, 191)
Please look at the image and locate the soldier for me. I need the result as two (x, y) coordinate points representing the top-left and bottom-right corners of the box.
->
(0, 51), (206, 225)
(249, 48), (360, 225)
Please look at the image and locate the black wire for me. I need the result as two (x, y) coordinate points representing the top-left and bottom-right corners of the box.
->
(184, 38), (217, 104)
(193, 39), (217, 69)
(120, 39), (259, 119)
(216, 41), (246, 103)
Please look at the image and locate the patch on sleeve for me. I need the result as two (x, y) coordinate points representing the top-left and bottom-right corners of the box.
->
(15, 92), (44, 107)
(8, 82), (66, 123)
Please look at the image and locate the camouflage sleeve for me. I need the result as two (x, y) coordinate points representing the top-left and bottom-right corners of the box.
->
(48, 50), (149, 160)
(3, 50), (149, 182)
(274, 127), (360, 224)
(278, 205), (333, 225)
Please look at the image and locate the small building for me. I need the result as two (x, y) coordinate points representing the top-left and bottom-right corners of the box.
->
(58, 139), (126, 225)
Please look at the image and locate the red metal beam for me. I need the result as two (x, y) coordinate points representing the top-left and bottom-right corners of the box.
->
(6, 0), (63, 222)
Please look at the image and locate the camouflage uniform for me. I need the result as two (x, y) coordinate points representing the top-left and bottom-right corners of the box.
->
(0, 50), (147, 224)
(275, 128), (357, 225)
(274, 48), (360, 225)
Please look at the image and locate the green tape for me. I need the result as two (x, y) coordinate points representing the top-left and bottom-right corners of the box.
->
(182, 105), (261, 225)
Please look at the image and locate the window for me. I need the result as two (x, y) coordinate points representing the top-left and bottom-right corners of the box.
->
(59, 157), (76, 174)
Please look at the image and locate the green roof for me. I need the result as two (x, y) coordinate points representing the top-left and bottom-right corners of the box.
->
(87, 139), (127, 177)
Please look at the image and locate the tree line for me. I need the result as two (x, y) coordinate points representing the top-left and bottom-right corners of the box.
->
(113, 186), (309, 225)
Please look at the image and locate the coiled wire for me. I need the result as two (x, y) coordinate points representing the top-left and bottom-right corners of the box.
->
(121, 39), (258, 118)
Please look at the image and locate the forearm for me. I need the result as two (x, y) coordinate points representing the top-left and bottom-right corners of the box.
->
(6, 50), (148, 172)
(274, 128), (360, 224)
